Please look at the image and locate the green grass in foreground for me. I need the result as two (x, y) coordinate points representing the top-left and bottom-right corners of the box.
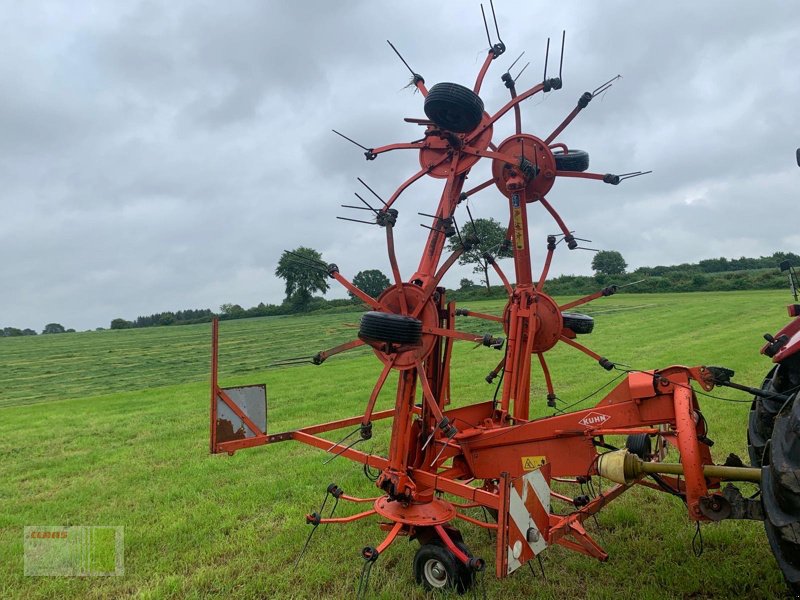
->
(0, 291), (794, 598)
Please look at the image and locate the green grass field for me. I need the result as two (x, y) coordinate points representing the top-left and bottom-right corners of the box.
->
(0, 291), (794, 599)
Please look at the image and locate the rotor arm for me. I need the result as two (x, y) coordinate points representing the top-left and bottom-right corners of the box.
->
(330, 271), (384, 311)
(369, 141), (426, 158)
(559, 335), (614, 370)
(385, 224), (409, 314)
(538, 196), (576, 248)
(537, 353), (557, 406)
(536, 236), (557, 291)
(465, 82), (546, 146)
(362, 358), (396, 426)
(485, 252), (514, 295)
(314, 338), (366, 365)
(559, 284), (618, 312)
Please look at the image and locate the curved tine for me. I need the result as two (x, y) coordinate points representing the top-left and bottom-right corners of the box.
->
(537, 196), (571, 239)
(385, 225), (408, 314)
(489, 257), (514, 296)
(537, 353), (555, 398)
(462, 177), (497, 199)
(415, 359), (446, 423)
(383, 153), (451, 211)
(465, 82), (545, 146)
(536, 244), (555, 292)
(412, 249), (462, 319)
(559, 335), (604, 362)
(363, 358), (396, 425)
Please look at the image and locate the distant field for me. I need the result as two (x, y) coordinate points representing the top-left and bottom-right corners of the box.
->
(0, 290), (794, 598)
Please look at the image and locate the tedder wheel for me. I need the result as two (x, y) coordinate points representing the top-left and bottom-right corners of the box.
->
(553, 148), (590, 172)
(358, 311), (422, 345)
(625, 433), (652, 459)
(748, 366), (783, 467)
(762, 391), (800, 594)
(423, 82), (485, 134)
(413, 541), (474, 594)
(562, 312), (594, 334)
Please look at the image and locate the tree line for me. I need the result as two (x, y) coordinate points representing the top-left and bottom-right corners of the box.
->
(1, 323), (77, 337)
(6, 244), (791, 336)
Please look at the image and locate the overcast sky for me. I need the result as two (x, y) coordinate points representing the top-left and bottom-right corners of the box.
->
(2, 1), (798, 331)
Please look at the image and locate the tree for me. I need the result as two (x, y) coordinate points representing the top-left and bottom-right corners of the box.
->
(275, 246), (330, 310)
(110, 318), (132, 330)
(350, 269), (390, 300)
(42, 323), (66, 334)
(591, 250), (627, 276)
(459, 278), (475, 290)
(446, 218), (512, 292)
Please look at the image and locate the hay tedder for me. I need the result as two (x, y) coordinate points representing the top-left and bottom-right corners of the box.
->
(210, 7), (800, 596)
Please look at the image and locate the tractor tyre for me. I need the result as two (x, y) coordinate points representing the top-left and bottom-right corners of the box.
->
(562, 312), (594, 334)
(423, 82), (484, 134)
(553, 148), (590, 172)
(413, 540), (474, 594)
(748, 366), (783, 467)
(761, 391), (800, 594)
(358, 311), (422, 345)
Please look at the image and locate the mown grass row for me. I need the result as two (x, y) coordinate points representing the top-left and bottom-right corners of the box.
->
(0, 290), (793, 598)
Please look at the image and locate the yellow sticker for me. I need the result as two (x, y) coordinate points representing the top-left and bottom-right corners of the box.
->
(513, 208), (525, 250)
(521, 456), (546, 471)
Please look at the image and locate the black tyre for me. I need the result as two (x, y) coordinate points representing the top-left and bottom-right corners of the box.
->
(553, 148), (590, 172)
(562, 312), (594, 334)
(748, 366), (782, 467)
(626, 433), (652, 459)
(762, 392), (800, 593)
(413, 542), (474, 594)
(358, 311), (422, 345)
(423, 82), (484, 133)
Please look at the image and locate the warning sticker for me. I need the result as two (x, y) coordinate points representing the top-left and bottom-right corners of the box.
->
(521, 456), (546, 471)
(513, 209), (525, 250)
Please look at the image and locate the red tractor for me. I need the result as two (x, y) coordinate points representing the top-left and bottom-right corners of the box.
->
(748, 258), (800, 592)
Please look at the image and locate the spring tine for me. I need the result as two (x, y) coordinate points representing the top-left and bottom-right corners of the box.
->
(480, 4), (492, 47)
(430, 430), (457, 466)
(323, 437), (363, 465)
(331, 129), (371, 152)
(514, 62), (530, 83)
(341, 204), (374, 211)
(543, 37), (550, 81)
(490, 0), (502, 43)
(386, 40), (416, 78)
(337, 216), (376, 225)
(507, 51), (525, 72)
(354, 192), (379, 214)
(592, 74), (622, 97)
(357, 177), (389, 208)
(326, 426), (361, 453)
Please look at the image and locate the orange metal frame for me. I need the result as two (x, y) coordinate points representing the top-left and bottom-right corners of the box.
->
(210, 32), (729, 581)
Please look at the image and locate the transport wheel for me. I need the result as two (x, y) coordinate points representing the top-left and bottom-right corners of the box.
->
(358, 311), (422, 344)
(562, 312), (594, 334)
(626, 433), (652, 459)
(423, 82), (485, 133)
(553, 148), (590, 172)
(413, 541), (474, 594)
(761, 391), (800, 593)
(748, 366), (782, 467)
